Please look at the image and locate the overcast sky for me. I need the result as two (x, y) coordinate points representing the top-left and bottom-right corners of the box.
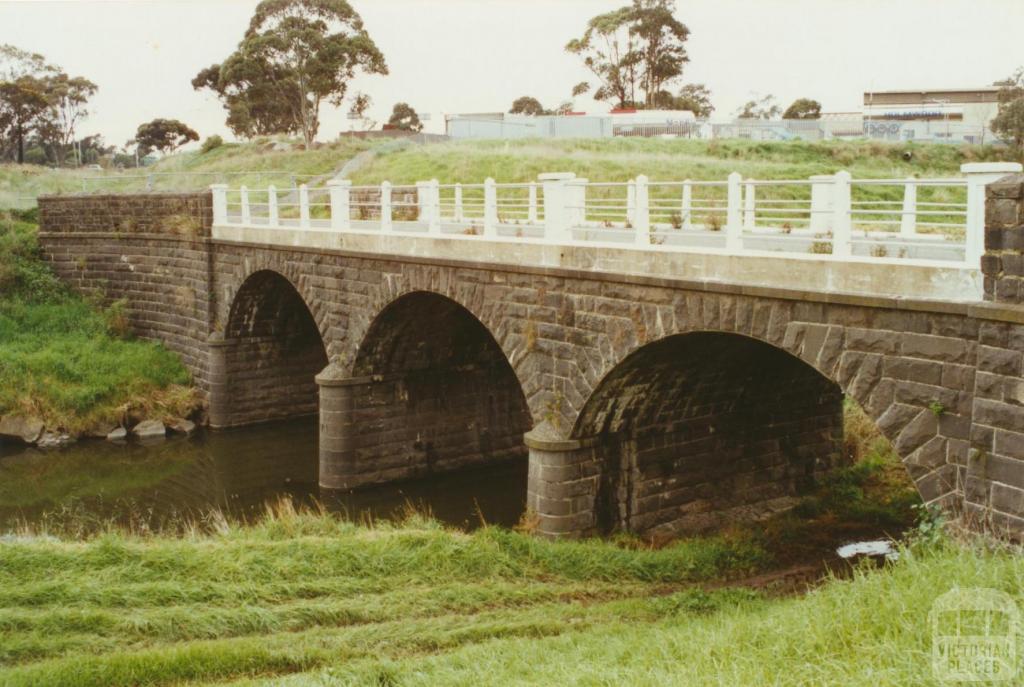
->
(1, 0), (1022, 148)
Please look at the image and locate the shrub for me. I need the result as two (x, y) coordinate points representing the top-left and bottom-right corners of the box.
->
(200, 135), (224, 154)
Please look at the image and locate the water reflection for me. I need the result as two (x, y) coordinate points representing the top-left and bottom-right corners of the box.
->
(0, 417), (528, 533)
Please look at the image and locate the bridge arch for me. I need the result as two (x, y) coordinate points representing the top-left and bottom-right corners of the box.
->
(210, 269), (328, 427)
(563, 331), (845, 536)
(319, 290), (532, 490)
(526, 294), (959, 538)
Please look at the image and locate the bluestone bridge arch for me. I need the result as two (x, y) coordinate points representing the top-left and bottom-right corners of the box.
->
(210, 268), (328, 428)
(316, 291), (532, 490)
(34, 176), (1024, 538)
(566, 331), (845, 536)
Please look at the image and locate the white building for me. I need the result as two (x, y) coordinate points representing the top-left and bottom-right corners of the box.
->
(862, 88), (1001, 144)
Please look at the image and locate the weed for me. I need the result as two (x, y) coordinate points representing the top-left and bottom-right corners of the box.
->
(706, 214), (724, 232)
(928, 401), (946, 417)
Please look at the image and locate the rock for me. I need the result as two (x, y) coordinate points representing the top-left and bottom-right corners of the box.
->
(167, 418), (196, 436)
(132, 419), (166, 440)
(0, 415), (45, 444)
(36, 431), (75, 449)
(106, 427), (128, 442)
(85, 421), (120, 439)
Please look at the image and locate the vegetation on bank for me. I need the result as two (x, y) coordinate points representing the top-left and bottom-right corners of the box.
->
(0, 499), (1015, 686)
(0, 136), (1016, 209)
(0, 397), (929, 685)
(346, 136), (1014, 186)
(0, 210), (194, 434)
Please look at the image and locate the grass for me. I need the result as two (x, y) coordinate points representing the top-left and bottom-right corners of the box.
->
(0, 137), (377, 207)
(0, 499), (1017, 686)
(346, 137), (1009, 186)
(0, 210), (195, 433)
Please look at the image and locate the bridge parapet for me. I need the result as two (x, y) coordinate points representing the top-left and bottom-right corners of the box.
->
(210, 163), (1022, 303)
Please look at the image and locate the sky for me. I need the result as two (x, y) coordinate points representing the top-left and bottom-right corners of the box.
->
(1, 0), (1022, 148)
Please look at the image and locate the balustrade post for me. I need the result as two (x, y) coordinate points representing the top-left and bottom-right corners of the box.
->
(380, 181), (392, 231)
(415, 181), (430, 226)
(634, 174), (650, 246)
(539, 172), (575, 244)
(528, 182), (538, 224)
(298, 184), (311, 228)
(210, 184), (228, 225)
(568, 178), (588, 229)
(743, 180), (756, 229)
(899, 177), (917, 238)
(484, 177), (498, 237)
(240, 185), (251, 225)
(454, 183), (464, 223)
(725, 171), (743, 251)
(627, 179), (637, 227)
(267, 185), (279, 226)
(962, 162), (1024, 266)
(809, 174), (835, 234)
(429, 179), (441, 234)
(681, 180), (692, 230)
(326, 179), (351, 231)
(831, 171), (852, 258)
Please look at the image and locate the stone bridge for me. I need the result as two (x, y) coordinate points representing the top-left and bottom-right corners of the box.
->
(36, 172), (1024, 538)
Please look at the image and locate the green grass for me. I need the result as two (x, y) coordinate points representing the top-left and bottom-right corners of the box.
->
(0, 211), (194, 432)
(1, 136), (1011, 206)
(0, 503), (1017, 686)
(346, 137), (1008, 186)
(0, 137), (377, 206)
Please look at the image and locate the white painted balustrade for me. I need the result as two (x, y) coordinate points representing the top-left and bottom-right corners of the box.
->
(210, 162), (1022, 266)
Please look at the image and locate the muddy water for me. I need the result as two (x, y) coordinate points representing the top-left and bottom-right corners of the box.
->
(0, 418), (528, 533)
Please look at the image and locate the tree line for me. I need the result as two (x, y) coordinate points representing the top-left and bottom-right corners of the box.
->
(2, 0), (1023, 166)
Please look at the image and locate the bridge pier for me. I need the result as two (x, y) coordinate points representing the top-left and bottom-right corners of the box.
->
(526, 427), (600, 538)
(316, 364), (362, 490)
(206, 335), (236, 429)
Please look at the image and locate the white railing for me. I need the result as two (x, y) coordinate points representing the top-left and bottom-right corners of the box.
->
(210, 162), (1021, 266)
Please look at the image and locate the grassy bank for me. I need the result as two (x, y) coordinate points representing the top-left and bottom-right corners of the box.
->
(0, 138), (376, 206)
(346, 137), (1009, 186)
(1, 137), (1014, 209)
(0, 502), (1015, 686)
(0, 210), (194, 433)
(0, 402), (928, 685)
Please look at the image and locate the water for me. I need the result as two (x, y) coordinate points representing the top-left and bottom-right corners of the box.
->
(0, 417), (528, 533)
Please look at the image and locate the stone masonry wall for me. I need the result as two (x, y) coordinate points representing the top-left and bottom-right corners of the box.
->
(333, 366), (530, 488)
(37, 193), (215, 392)
(983, 175), (1024, 304)
(540, 333), (843, 537)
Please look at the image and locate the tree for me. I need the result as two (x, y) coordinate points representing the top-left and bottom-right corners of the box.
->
(194, 0), (388, 148)
(132, 119), (199, 155)
(991, 98), (1024, 152)
(994, 66), (1024, 105)
(36, 73), (98, 165)
(783, 98), (821, 120)
(736, 94), (781, 120)
(567, 0), (689, 109)
(347, 91), (375, 131)
(0, 45), (54, 163)
(992, 67), (1024, 154)
(652, 82), (713, 117)
(631, 0), (689, 107)
(509, 96), (546, 116)
(387, 102), (422, 132)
